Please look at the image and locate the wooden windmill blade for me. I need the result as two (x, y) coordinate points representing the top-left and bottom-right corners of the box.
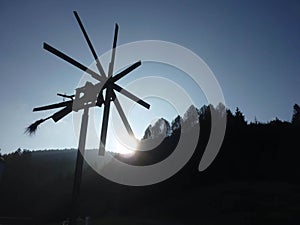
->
(111, 61), (142, 83)
(51, 104), (73, 122)
(33, 100), (72, 112)
(43, 43), (103, 82)
(98, 23), (117, 155)
(99, 87), (113, 155)
(108, 23), (119, 78)
(112, 92), (134, 136)
(113, 84), (150, 109)
(73, 11), (107, 78)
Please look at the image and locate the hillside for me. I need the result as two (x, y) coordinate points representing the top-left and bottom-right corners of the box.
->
(1, 104), (300, 224)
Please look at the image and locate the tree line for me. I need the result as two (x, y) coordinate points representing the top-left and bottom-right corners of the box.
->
(0, 103), (299, 224)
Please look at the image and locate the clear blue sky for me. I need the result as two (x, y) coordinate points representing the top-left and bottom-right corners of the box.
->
(0, 0), (299, 154)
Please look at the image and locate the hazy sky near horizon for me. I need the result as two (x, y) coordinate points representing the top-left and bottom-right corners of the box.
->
(0, 0), (299, 154)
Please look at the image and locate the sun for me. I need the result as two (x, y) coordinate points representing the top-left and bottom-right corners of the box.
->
(111, 136), (137, 157)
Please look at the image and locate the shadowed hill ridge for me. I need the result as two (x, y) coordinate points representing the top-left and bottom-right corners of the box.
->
(1, 104), (300, 224)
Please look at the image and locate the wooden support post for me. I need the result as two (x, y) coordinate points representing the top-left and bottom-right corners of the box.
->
(70, 107), (89, 225)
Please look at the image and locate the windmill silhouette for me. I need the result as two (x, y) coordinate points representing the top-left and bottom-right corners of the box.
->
(26, 11), (150, 224)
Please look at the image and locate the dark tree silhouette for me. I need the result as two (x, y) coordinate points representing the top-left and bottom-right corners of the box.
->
(234, 107), (247, 126)
(171, 115), (182, 131)
(292, 104), (300, 125)
(0, 152), (4, 182)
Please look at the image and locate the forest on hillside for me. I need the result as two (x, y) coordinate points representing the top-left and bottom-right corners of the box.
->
(0, 104), (300, 225)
